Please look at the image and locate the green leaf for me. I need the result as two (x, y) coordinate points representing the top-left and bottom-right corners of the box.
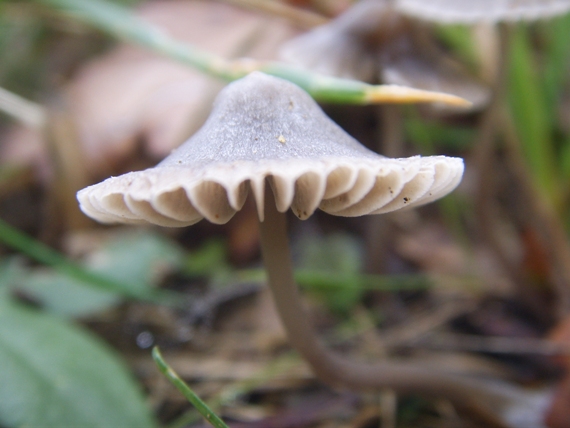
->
(0, 219), (182, 304)
(0, 300), (156, 428)
(86, 230), (184, 293)
(184, 239), (231, 278)
(15, 270), (119, 317)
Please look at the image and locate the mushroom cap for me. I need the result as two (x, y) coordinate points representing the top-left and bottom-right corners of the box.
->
(280, 0), (389, 82)
(280, 0), (490, 110)
(396, 0), (570, 23)
(77, 72), (464, 227)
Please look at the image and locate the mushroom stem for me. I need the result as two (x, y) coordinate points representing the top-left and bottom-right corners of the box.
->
(258, 186), (514, 428)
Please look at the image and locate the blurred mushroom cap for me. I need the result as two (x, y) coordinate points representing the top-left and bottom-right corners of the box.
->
(280, 0), (490, 110)
(396, 0), (570, 23)
(280, 0), (392, 82)
(77, 72), (464, 227)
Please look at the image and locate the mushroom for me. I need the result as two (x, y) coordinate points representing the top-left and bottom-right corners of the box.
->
(78, 72), (464, 226)
(278, 0), (490, 276)
(280, 0), (491, 111)
(396, 0), (570, 23)
(394, 0), (570, 318)
(78, 72), (519, 426)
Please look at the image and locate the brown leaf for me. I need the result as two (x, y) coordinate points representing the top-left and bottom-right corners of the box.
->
(68, 0), (299, 176)
(3, 0), (299, 179)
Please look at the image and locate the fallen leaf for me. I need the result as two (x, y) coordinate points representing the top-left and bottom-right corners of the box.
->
(2, 0), (299, 179)
(68, 0), (299, 177)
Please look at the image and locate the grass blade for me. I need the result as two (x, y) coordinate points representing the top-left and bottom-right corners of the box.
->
(0, 217), (183, 306)
(152, 347), (229, 428)
(36, 0), (469, 107)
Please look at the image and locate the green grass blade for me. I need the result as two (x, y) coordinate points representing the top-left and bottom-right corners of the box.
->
(234, 268), (431, 291)
(152, 347), (229, 428)
(0, 217), (183, 306)
(508, 25), (559, 203)
(540, 14), (570, 121)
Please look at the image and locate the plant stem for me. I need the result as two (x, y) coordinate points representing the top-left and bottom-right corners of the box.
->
(36, 0), (470, 106)
(257, 186), (513, 428)
(152, 347), (229, 428)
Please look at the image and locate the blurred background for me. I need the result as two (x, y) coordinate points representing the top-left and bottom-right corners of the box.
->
(2, 0), (570, 427)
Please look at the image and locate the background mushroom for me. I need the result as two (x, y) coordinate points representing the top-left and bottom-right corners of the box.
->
(78, 72), (539, 427)
(280, 0), (491, 111)
(281, 0), (570, 318)
(278, 0), (490, 278)
(396, 0), (570, 320)
(396, 0), (570, 23)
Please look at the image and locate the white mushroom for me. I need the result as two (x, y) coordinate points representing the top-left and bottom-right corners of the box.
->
(280, 0), (490, 110)
(78, 72), (464, 226)
(396, 0), (570, 23)
(78, 72), (520, 426)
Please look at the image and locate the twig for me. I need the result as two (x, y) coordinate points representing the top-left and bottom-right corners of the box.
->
(378, 105), (405, 157)
(377, 298), (478, 349)
(411, 332), (570, 356)
(35, 0), (470, 106)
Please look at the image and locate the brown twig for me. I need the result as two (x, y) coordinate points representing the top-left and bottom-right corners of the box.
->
(376, 298), (478, 349)
(45, 102), (92, 232)
(411, 332), (570, 356)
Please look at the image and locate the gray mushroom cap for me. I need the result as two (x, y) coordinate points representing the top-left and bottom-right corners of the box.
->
(396, 0), (570, 23)
(77, 72), (464, 227)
